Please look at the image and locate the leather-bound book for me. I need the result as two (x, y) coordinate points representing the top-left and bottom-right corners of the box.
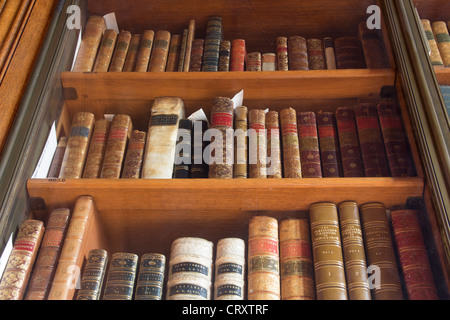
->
(100, 114), (133, 179)
(208, 97), (234, 179)
(234, 106), (248, 179)
(391, 210), (439, 300)
(135, 253), (166, 300)
(277, 37), (289, 71)
(121, 130), (146, 179)
(359, 202), (404, 300)
(109, 31), (132, 72)
(122, 33), (142, 72)
(173, 119), (193, 179)
(83, 119), (111, 179)
(135, 30), (155, 72)
(262, 53), (276, 71)
(266, 111), (282, 178)
(336, 107), (364, 177)
(279, 219), (315, 300)
(142, 97), (185, 179)
(183, 19), (196, 72)
(280, 108), (302, 178)
(248, 216), (280, 300)
(355, 101), (390, 177)
(190, 120), (209, 178)
(76, 249), (108, 300)
(323, 37), (337, 70)
(358, 22), (389, 69)
(166, 34), (181, 72)
(432, 21), (450, 67)
(103, 252), (138, 300)
(309, 202), (347, 300)
(72, 15), (106, 72)
(25, 209), (70, 300)
(246, 52), (262, 71)
(59, 112), (95, 179)
(202, 16), (223, 72)
(177, 29), (188, 72)
(230, 39), (246, 71)
(335, 36), (366, 69)
(166, 237), (213, 300)
(0, 220), (44, 300)
(338, 201), (371, 300)
(248, 109), (267, 179)
(189, 39), (205, 72)
(48, 196), (96, 300)
(317, 111), (341, 177)
(47, 136), (67, 178)
(421, 20), (444, 67)
(307, 39), (326, 70)
(297, 111), (322, 178)
(214, 238), (245, 300)
(93, 29), (118, 72)
(218, 40), (231, 71)
(288, 36), (309, 70)
(148, 30), (171, 72)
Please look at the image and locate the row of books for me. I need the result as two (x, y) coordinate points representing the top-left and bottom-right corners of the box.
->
(0, 196), (439, 300)
(421, 19), (450, 68)
(72, 15), (389, 73)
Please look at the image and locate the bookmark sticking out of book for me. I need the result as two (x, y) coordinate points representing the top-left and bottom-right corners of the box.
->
(232, 89), (244, 110)
(188, 108), (209, 127)
(103, 12), (119, 33)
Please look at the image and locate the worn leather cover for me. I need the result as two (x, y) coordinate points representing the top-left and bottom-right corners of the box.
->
(166, 34), (181, 72)
(190, 38), (205, 72)
(248, 109), (267, 178)
(246, 52), (262, 71)
(358, 22), (389, 69)
(103, 252), (138, 300)
(83, 119), (111, 178)
(323, 37), (336, 70)
(277, 37), (289, 71)
(47, 136), (67, 178)
(288, 36), (309, 70)
(432, 21), (450, 67)
(135, 253), (166, 300)
(135, 30), (154, 72)
(148, 30), (171, 72)
(230, 39), (246, 71)
(173, 119), (193, 178)
(234, 106), (248, 179)
(317, 111), (341, 177)
(334, 36), (366, 69)
(122, 130), (146, 178)
(190, 120), (209, 178)
(218, 40), (231, 72)
(298, 111), (322, 178)
(122, 33), (142, 72)
(280, 108), (302, 178)
(307, 39), (326, 70)
(76, 249), (108, 300)
(421, 20), (444, 67)
(93, 29), (118, 72)
(202, 16), (223, 72)
(109, 30), (132, 72)
(266, 111), (282, 178)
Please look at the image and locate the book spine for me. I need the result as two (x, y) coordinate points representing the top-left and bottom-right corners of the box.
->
(248, 216), (280, 300)
(24, 209), (70, 300)
(202, 16), (223, 72)
(310, 202), (347, 300)
(359, 202), (404, 300)
(82, 119), (111, 179)
(122, 33), (142, 72)
(230, 39), (246, 71)
(317, 112), (341, 177)
(338, 201), (371, 300)
(288, 36), (308, 70)
(432, 21), (450, 67)
(93, 29), (118, 72)
(323, 37), (337, 70)
(135, 30), (155, 72)
(214, 238), (245, 300)
(246, 52), (262, 71)
(0, 220), (44, 300)
(100, 114), (133, 179)
(262, 53), (276, 71)
(173, 119), (193, 179)
(421, 20), (444, 67)
(59, 112), (95, 179)
(177, 29), (188, 72)
(135, 253), (166, 300)
(218, 40), (231, 71)
(391, 210), (439, 300)
(189, 39), (205, 72)
(297, 111), (322, 178)
(103, 252), (138, 300)
(336, 107), (364, 177)
(234, 106), (248, 179)
(148, 30), (171, 72)
(190, 120), (209, 178)
(279, 219), (315, 300)
(307, 39), (326, 70)
(334, 36), (366, 69)
(248, 109), (267, 179)
(183, 19), (196, 72)
(358, 22), (389, 69)
(280, 108), (302, 178)
(266, 111), (282, 178)
(47, 136), (67, 178)
(166, 34), (181, 72)
(277, 37), (289, 71)
(109, 31), (132, 72)
(76, 249), (108, 300)
(121, 130), (147, 179)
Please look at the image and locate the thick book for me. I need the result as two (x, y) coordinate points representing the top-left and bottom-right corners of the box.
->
(317, 111), (341, 177)
(0, 220), (44, 300)
(183, 19), (196, 72)
(230, 39), (246, 71)
(248, 109), (267, 179)
(93, 29), (118, 72)
(190, 120), (209, 178)
(248, 216), (280, 300)
(277, 37), (289, 71)
(76, 249), (108, 300)
(218, 40), (231, 71)
(334, 36), (366, 69)
(421, 20), (444, 67)
(109, 30), (132, 72)
(122, 33), (142, 72)
(82, 119), (111, 179)
(246, 52), (262, 71)
(234, 106), (248, 179)
(189, 39), (205, 72)
(280, 108), (302, 178)
(25, 208), (71, 300)
(148, 30), (171, 72)
(288, 36), (309, 70)
(173, 119), (193, 179)
(310, 202), (347, 300)
(135, 30), (155, 72)
(297, 111), (322, 178)
(47, 136), (67, 178)
(432, 21), (450, 67)
(358, 22), (389, 69)
(202, 16), (223, 72)
(121, 130), (146, 179)
(266, 111), (282, 178)
(135, 253), (166, 300)
(166, 34), (181, 72)
(359, 202), (404, 300)
(279, 218), (315, 300)
(307, 39), (326, 70)
(262, 53), (276, 71)
(103, 252), (138, 300)
(391, 209), (439, 300)
(323, 37), (337, 70)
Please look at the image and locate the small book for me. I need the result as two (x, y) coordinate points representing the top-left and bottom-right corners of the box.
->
(334, 36), (366, 69)
(358, 22), (389, 69)
(47, 136), (67, 178)
(83, 119), (111, 179)
(190, 120), (209, 178)
(177, 29), (188, 72)
(288, 36), (308, 70)
(135, 30), (155, 72)
(189, 39), (205, 72)
(246, 52), (262, 71)
(202, 16), (223, 72)
(230, 39), (246, 71)
(173, 119), (193, 179)
(109, 30), (132, 72)
(432, 21), (450, 67)
(421, 20), (444, 67)
(297, 111), (322, 178)
(218, 40), (231, 71)
(121, 130), (146, 179)
(262, 53), (276, 71)
(317, 111), (341, 177)
(183, 19), (196, 72)
(266, 111), (282, 178)
(280, 108), (302, 178)
(148, 30), (171, 72)
(103, 252), (139, 300)
(76, 249), (108, 300)
(122, 33), (142, 72)
(166, 34), (182, 72)
(248, 109), (267, 178)
(135, 253), (166, 300)
(323, 37), (337, 70)
(276, 37), (289, 71)
(234, 106), (248, 179)
(307, 39), (326, 70)
(92, 29), (118, 72)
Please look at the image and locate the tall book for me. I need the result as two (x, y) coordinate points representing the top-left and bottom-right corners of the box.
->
(135, 30), (155, 72)
(202, 16), (223, 72)
(309, 202), (347, 300)
(173, 119), (193, 179)
(230, 39), (246, 71)
(0, 220), (44, 300)
(166, 34), (181, 72)
(72, 15), (106, 72)
(177, 29), (188, 72)
(262, 53), (276, 71)
(297, 111), (322, 178)
(100, 114), (133, 179)
(190, 120), (209, 178)
(103, 252), (138, 300)
(189, 39), (205, 72)
(248, 109), (267, 179)
(92, 29), (118, 72)
(135, 253), (166, 300)
(183, 19), (196, 72)
(391, 209), (439, 300)
(317, 111), (341, 177)
(288, 36), (309, 70)
(279, 219), (315, 300)
(323, 37), (337, 70)
(121, 130), (146, 179)
(266, 111), (282, 178)
(47, 136), (67, 178)
(218, 40), (231, 71)
(142, 97), (185, 179)
(280, 108), (302, 178)
(122, 33), (142, 72)
(59, 112), (95, 179)
(25, 208), (71, 300)
(148, 30), (171, 72)
(276, 37), (289, 71)
(307, 39), (326, 70)
(334, 36), (366, 69)
(76, 249), (108, 300)
(109, 31), (132, 72)
(421, 20), (444, 67)
(248, 216), (280, 300)
(432, 21), (450, 67)
(246, 52), (262, 71)
(82, 119), (111, 179)
(338, 201), (371, 300)
(359, 202), (404, 300)
(214, 238), (245, 300)
(358, 22), (389, 69)
(234, 106), (248, 179)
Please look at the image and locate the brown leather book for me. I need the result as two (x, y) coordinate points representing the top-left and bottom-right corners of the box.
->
(166, 34), (181, 72)
(279, 219), (315, 300)
(288, 36), (309, 70)
(334, 36), (366, 69)
(122, 33), (142, 72)
(230, 39), (246, 71)
(76, 249), (108, 300)
(103, 252), (139, 300)
(266, 111), (282, 178)
(134, 253), (166, 300)
(317, 111), (341, 177)
(93, 29), (118, 72)
(148, 30), (171, 72)
(183, 19), (196, 72)
(109, 30), (132, 72)
(297, 111), (322, 178)
(432, 21), (450, 67)
(83, 119), (111, 179)
(310, 202), (347, 300)
(277, 37), (289, 71)
(248, 216), (280, 300)
(280, 108), (302, 178)
(421, 20), (444, 67)
(0, 220), (44, 300)
(246, 52), (262, 71)
(307, 39), (326, 70)
(248, 109), (267, 178)
(218, 40), (231, 72)
(25, 208), (71, 300)
(177, 29), (188, 72)
(189, 39), (205, 72)
(358, 22), (389, 69)
(323, 37), (337, 70)
(47, 136), (67, 178)
(121, 130), (146, 179)
(234, 106), (248, 179)
(135, 30), (155, 72)
(359, 202), (404, 300)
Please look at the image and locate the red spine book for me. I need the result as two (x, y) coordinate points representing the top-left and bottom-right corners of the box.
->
(317, 112), (341, 177)
(297, 112), (322, 178)
(230, 39), (246, 71)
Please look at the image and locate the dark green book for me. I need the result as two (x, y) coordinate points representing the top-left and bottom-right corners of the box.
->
(134, 253), (166, 300)
(103, 252), (138, 300)
(76, 249), (108, 300)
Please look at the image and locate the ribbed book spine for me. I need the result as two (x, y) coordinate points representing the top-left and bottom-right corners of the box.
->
(173, 119), (193, 179)
(359, 202), (404, 300)
(25, 209), (70, 300)
(248, 109), (267, 179)
(183, 19), (196, 72)
(148, 30), (171, 72)
(234, 106), (248, 179)
(277, 37), (289, 71)
(166, 34), (181, 72)
(47, 136), (67, 178)
(262, 53), (276, 71)
(307, 39), (326, 70)
(310, 202), (347, 300)
(82, 119), (111, 179)
(135, 30), (155, 72)
(189, 39), (205, 72)
(280, 108), (302, 178)
(421, 20), (444, 67)
(202, 16), (223, 72)
(297, 112), (322, 178)
(246, 52), (262, 71)
(335, 36), (366, 69)
(230, 39), (246, 71)
(0, 220), (44, 300)
(432, 21), (450, 67)
(135, 253), (166, 300)
(177, 29), (188, 72)
(358, 22), (389, 69)
(323, 37), (337, 70)
(103, 252), (138, 300)
(248, 216), (280, 300)
(76, 249), (108, 300)
(121, 130), (146, 179)
(218, 40), (231, 71)
(288, 36), (308, 70)
(279, 219), (315, 300)
(122, 33), (142, 72)
(93, 29), (118, 72)
(266, 111), (282, 178)
(109, 31), (132, 72)
(317, 112), (341, 177)
(391, 210), (439, 300)
(190, 120), (209, 178)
